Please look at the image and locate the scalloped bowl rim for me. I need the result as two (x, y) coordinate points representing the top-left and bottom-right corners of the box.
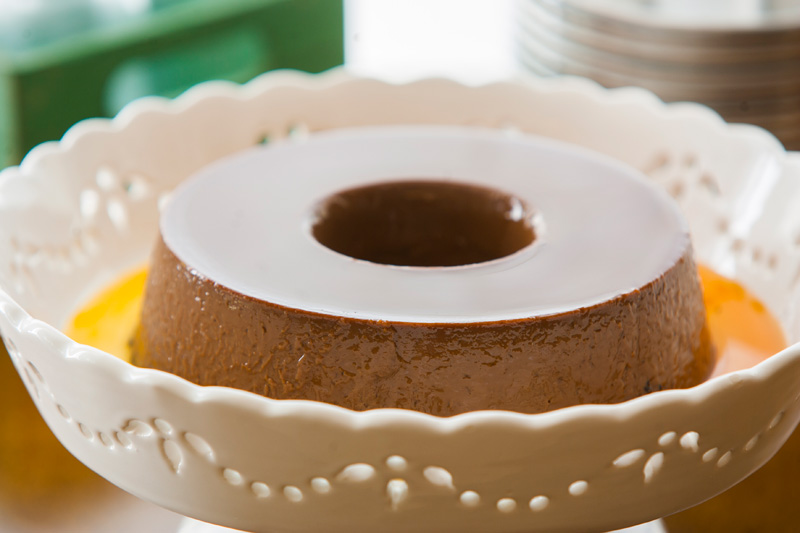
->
(1, 68), (799, 433)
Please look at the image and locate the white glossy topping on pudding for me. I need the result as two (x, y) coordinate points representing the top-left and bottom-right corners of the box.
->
(161, 126), (689, 323)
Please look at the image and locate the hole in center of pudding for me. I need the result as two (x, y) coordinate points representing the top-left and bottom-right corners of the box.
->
(311, 180), (535, 267)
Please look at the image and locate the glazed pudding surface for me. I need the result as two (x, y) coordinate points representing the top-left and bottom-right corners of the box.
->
(128, 127), (716, 416)
(156, 128), (689, 323)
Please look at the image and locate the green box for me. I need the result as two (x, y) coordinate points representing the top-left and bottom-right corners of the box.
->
(0, 0), (344, 167)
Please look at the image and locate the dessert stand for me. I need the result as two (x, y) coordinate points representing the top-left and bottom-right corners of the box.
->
(1, 68), (800, 533)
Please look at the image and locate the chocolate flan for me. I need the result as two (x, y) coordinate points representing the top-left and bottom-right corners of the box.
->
(131, 126), (714, 416)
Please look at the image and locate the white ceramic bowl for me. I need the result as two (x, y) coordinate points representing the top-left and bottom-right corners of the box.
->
(2, 69), (800, 533)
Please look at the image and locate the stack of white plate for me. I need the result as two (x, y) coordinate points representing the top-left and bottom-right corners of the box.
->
(516, 0), (800, 150)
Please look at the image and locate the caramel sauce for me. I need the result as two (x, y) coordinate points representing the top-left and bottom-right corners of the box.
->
(64, 265), (787, 372)
(699, 265), (787, 375)
(665, 266), (793, 533)
(65, 267), (147, 363)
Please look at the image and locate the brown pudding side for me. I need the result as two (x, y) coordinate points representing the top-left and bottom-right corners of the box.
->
(131, 238), (714, 416)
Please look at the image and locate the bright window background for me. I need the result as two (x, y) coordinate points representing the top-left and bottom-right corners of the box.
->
(345, 0), (518, 84)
